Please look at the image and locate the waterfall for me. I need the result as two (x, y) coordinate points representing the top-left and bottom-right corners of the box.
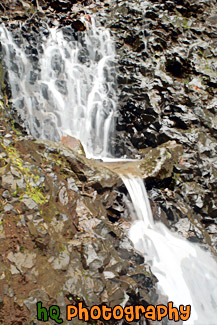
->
(1, 18), (217, 324)
(122, 176), (217, 324)
(0, 19), (117, 159)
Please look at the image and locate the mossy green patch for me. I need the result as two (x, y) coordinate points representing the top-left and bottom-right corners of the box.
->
(10, 120), (22, 136)
(26, 186), (48, 205)
(2, 143), (48, 205)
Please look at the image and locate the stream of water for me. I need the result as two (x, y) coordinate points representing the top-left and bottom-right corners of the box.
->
(122, 176), (217, 324)
(0, 19), (117, 159)
(1, 18), (217, 324)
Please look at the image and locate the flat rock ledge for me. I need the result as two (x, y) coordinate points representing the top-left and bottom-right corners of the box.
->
(103, 141), (183, 180)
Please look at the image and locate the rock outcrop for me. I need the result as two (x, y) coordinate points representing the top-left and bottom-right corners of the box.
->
(0, 103), (159, 324)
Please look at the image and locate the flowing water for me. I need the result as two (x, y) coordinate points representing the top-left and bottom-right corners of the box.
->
(0, 19), (117, 158)
(122, 176), (217, 324)
(1, 18), (217, 324)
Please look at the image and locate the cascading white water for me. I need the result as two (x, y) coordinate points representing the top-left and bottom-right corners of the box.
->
(0, 19), (117, 158)
(122, 176), (217, 324)
(1, 19), (217, 324)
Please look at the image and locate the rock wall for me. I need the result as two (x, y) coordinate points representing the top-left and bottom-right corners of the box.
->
(0, 0), (217, 323)
(102, 0), (217, 252)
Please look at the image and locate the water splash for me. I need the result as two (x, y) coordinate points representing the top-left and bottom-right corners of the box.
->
(0, 19), (117, 158)
(122, 176), (217, 324)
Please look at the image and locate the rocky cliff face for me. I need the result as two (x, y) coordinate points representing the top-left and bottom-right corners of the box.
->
(0, 0), (217, 323)
(103, 0), (217, 252)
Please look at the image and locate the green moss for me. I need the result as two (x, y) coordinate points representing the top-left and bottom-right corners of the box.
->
(34, 175), (40, 182)
(2, 143), (48, 205)
(50, 152), (68, 167)
(26, 186), (48, 205)
(10, 120), (22, 136)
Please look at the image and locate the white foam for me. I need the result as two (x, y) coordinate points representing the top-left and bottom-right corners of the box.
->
(122, 176), (217, 324)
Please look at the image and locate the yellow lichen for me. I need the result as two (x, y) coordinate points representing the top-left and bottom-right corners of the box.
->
(2, 144), (48, 205)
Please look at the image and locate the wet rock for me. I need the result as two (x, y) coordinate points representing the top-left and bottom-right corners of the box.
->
(104, 141), (183, 180)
